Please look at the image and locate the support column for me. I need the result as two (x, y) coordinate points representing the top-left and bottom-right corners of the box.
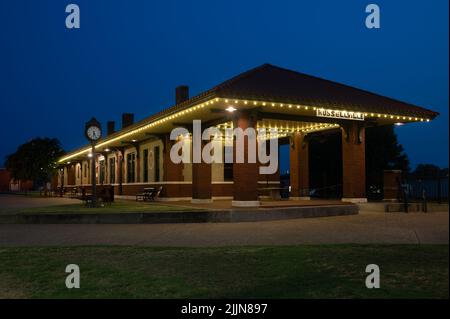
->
(163, 134), (184, 198)
(59, 168), (64, 196)
(135, 144), (141, 183)
(117, 149), (124, 195)
(232, 111), (259, 207)
(192, 139), (212, 203)
(341, 122), (367, 203)
(79, 162), (83, 185)
(289, 132), (310, 200)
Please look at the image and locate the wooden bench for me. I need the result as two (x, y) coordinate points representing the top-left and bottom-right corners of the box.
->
(136, 187), (154, 201)
(136, 186), (163, 201)
(76, 186), (114, 206)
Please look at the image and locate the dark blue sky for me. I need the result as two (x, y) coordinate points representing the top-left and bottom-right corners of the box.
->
(1, 0), (448, 171)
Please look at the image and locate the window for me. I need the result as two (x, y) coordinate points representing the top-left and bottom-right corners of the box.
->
(143, 149), (149, 183)
(99, 160), (105, 184)
(224, 163), (233, 181)
(109, 158), (115, 184)
(154, 146), (160, 182)
(84, 164), (87, 178)
(126, 153), (136, 183)
(224, 146), (233, 181)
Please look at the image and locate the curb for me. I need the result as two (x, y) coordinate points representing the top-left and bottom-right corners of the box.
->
(0, 205), (358, 224)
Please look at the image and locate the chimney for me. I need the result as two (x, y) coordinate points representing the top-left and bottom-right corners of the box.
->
(122, 113), (134, 129)
(107, 121), (115, 136)
(176, 85), (189, 104)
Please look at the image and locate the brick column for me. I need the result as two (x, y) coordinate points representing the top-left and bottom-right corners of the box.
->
(117, 149), (124, 195)
(289, 132), (310, 200)
(163, 134), (184, 198)
(341, 122), (367, 203)
(135, 145), (140, 183)
(232, 111), (259, 207)
(192, 137), (212, 203)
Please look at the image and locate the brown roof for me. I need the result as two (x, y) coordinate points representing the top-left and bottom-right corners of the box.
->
(205, 63), (438, 118)
(108, 63), (439, 136)
(59, 63), (439, 162)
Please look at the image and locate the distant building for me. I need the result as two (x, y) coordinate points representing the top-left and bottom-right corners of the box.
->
(0, 168), (10, 192)
(0, 168), (33, 192)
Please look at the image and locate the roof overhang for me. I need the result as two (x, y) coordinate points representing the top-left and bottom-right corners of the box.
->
(58, 95), (435, 164)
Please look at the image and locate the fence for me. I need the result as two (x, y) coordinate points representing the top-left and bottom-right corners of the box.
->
(406, 177), (448, 202)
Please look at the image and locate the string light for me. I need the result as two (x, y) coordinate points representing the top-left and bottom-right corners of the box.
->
(59, 97), (432, 162)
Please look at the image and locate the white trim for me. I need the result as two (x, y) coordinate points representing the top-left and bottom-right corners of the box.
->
(232, 200), (260, 207)
(342, 198), (368, 203)
(212, 196), (233, 200)
(72, 182), (192, 186)
(122, 181), (192, 185)
(211, 181), (280, 185)
(114, 195), (136, 200)
(157, 197), (192, 202)
(191, 198), (213, 204)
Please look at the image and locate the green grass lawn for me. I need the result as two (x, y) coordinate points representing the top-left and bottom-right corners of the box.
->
(11, 201), (201, 215)
(0, 245), (447, 299)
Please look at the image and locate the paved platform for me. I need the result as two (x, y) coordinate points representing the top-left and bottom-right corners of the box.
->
(0, 204), (358, 224)
(161, 199), (351, 210)
(0, 211), (447, 246)
(0, 195), (357, 224)
(0, 194), (80, 212)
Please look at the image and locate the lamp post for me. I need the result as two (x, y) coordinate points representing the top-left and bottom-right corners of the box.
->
(85, 117), (102, 207)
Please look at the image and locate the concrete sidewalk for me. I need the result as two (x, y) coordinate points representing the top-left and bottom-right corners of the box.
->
(0, 211), (447, 246)
(0, 195), (80, 213)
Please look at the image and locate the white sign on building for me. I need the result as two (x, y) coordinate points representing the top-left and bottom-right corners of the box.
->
(316, 108), (365, 121)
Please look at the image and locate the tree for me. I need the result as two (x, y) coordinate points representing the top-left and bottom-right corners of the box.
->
(4, 138), (65, 187)
(365, 125), (410, 197)
(411, 164), (448, 179)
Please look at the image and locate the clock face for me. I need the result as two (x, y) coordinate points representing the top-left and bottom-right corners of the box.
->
(86, 126), (101, 141)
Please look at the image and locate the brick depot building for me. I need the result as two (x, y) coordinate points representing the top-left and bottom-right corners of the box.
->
(57, 64), (438, 206)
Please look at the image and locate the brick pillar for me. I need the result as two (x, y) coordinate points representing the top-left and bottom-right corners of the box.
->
(117, 149), (124, 195)
(163, 134), (184, 198)
(232, 111), (259, 207)
(135, 145), (140, 183)
(59, 168), (64, 196)
(80, 161), (84, 185)
(383, 170), (402, 201)
(290, 132), (310, 200)
(192, 139), (212, 203)
(341, 122), (367, 203)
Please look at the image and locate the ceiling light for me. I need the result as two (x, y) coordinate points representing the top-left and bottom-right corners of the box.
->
(226, 106), (237, 113)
